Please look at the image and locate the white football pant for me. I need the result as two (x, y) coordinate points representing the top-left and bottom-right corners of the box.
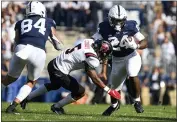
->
(109, 50), (142, 91)
(8, 44), (46, 81)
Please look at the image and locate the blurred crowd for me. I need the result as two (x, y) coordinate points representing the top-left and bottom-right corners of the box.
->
(1, 1), (176, 106)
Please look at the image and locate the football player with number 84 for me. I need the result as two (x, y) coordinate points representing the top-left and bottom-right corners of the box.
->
(1, 1), (63, 113)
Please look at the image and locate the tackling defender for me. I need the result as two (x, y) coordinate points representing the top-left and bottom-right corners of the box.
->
(92, 5), (147, 116)
(20, 39), (121, 114)
(1, 1), (63, 113)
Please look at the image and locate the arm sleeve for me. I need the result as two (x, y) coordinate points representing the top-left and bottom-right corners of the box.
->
(132, 21), (145, 41)
(49, 19), (56, 29)
(14, 21), (20, 31)
(131, 20), (140, 35)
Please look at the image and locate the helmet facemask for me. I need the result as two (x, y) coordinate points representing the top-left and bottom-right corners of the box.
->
(93, 41), (112, 60)
(109, 17), (126, 31)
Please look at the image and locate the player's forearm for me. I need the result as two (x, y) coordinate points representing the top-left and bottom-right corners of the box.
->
(138, 39), (147, 50)
(101, 59), (108, 75)
(87, 70), (106, 89)
(91, 76), (106, 89)
(49, 35), (64, 50)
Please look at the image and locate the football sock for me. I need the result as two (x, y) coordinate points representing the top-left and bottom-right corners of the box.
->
(16, 85), (32, 102)
(1, 84), (6, 91)
(27, 84), (48, 101)
(111, 101), (119, 108)
(54, 93), (76, 108)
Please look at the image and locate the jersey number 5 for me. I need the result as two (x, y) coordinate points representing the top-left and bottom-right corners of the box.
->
(21, 18), (46, 35)
(65, 43), (81, 54)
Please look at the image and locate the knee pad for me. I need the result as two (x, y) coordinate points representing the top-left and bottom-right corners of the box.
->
(47, 60), (53, 72)
(71, 85), (85, 99)
(45, 83), (60, 91)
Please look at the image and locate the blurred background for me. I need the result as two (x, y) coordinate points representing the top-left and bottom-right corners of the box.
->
(1, 1), (176, 106)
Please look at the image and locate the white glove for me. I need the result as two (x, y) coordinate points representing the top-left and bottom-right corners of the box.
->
(108, 37), (120, 46)
(126, 37), (140, 50)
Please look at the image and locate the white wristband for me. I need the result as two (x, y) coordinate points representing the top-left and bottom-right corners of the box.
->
(104, 86), (110, 92)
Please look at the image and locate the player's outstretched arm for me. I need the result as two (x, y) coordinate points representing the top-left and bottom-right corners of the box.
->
(86, 68), (121, 100)
(49, 27), (64, 50)
(98, 59), (108, 82)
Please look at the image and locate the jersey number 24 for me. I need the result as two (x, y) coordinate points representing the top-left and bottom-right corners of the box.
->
(21, 18), (46, 35)
(108, 35), (129, 51)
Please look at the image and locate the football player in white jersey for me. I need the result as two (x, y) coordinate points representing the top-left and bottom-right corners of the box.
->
(92, 5), (147, 116)
(20, 39), (121, 114)
(2, 1), (63, 113)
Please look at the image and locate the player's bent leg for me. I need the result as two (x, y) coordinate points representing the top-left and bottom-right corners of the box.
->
(128, 77), (141, 101)
(51, 75), (85, 114)
(129, 76), (144, 113)
(26, 82), (61, 102)
(6, 80), (36, 113)
(54, 75), (86, 107)
(18, 49), (46, 110)
(21, 79), (61, 110)
(15, 80), (36, 103)
(3, 49), (27, 91)
(126, 51), (144, 113)
(21, 60), (62, 110)
(102, 57), (127, 116)
(126, 76), (144, 113)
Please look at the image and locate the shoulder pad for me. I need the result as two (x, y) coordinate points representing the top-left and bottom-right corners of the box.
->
(98, 20), (110, 32)
(125, 20), (139, 34)
(85, 56), (100, 68)
(125, 20), (137, 28)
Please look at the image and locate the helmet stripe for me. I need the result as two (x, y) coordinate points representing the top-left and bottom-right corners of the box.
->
(29, 1), (32, 12)
(117, 5), (120, 17)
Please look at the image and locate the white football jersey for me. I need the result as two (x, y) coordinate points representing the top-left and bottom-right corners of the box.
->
(55, 39), (100, 74)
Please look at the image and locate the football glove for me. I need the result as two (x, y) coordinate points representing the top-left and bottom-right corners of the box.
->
(48, 36), (64, 51)
(104, 86), (121, 100)
(108, 37), (120, 46)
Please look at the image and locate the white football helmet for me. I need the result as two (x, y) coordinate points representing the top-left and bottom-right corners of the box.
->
(108, 5), (127, 31)
(26, 1), (46, 17)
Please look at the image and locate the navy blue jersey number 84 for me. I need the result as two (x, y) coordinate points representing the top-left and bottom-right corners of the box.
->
(21, 18), (46, 35)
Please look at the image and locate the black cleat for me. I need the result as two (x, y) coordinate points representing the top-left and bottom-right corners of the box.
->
(102, 101), (120, 116)
(6, 104), (18, 114)
(20, 98), (28, 110)
(51, 104), (65, 115)
(134, 101), (144, 113)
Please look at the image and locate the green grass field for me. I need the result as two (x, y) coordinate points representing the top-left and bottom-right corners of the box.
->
(1, 102), (176, 121)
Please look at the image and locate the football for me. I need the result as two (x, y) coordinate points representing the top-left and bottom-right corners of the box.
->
(127, 36), (139, 44)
